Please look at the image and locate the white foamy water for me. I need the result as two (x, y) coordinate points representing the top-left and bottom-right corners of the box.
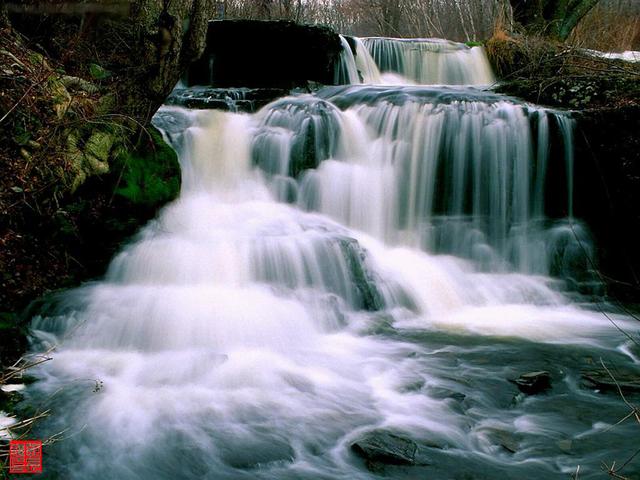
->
(361, 37), (495, 85)
(334, 36), (495, 86)
(22, 45), (639, 480)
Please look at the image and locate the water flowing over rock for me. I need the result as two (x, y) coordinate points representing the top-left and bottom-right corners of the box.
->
(18, 23), (640, 480)
(361, 37), (495, 85)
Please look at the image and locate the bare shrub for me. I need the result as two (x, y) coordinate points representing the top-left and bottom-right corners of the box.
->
(570, 0), (640, 51)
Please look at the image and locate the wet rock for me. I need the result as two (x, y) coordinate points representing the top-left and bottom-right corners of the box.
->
(166, 87), (289, 112)
(221, 434), (295, 469)
(400, 379), (426, 393)
(557, 439), (572, 454)
(339, 238), (385, 312)
(489, 429), (520, 454)
(351, 430), (418, 467)
(427, 386), (466, 403)
(581, 370), (640, 394)
(252, 96), (344, 178)
(449, 392), (467, 402)
(510, 371), (551, 394)
(573, 106), (640, 302)
(365, 313), (396, 335)
(187, 20), (342, 89)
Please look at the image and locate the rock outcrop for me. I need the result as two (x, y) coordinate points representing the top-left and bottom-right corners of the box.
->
(351, 431), (419, 468)
(573, 106), (640, 302)
(186, 20), (342, 88)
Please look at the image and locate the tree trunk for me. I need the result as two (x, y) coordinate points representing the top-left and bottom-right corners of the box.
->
(6, 0), (217, 122)
(124, 0), (218, 121)
(509, 0), (600, 40)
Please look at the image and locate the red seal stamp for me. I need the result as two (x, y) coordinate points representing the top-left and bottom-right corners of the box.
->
(9, 440), (43, 474)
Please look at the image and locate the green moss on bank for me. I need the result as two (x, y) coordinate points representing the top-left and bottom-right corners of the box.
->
(112, 127), (180, 208)
(0, 126), (180, 370)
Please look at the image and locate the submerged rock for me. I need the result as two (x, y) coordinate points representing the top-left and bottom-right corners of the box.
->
(351, 430), (418, 467)
(250, 231), (385, 313)
(488, 429), (521, 454)
(511, 371), (552, 394)
(220, 435), (295, 469)
(581, 369), (640, 394)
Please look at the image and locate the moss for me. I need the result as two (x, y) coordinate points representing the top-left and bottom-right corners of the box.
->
(112, 126), (180, 208)
(83, 130), (114, 172)
(46, 74), (72, 119)
(27, 51), (43, 65)
(95, 93), (116, 115)
(88, 63), (110, 81)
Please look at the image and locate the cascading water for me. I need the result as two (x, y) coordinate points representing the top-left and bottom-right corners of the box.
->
(360, 37), (495, 85)
(20, 32), (640, 480)
(251, 86), (593, 281)
(334, 36), (361, 85)
(333, 36), (494, 86)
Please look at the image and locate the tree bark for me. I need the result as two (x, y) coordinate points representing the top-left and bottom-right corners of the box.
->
(7, 0), (217, 122)
(125, 0), (218, 121)
(509, 0), (600, 40)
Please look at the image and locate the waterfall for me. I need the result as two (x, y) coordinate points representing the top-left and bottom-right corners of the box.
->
(334, 35), (361, 85)
(250, 86), (587, 278)
(22, 32), (638, 480)
(353, 37), (382, 84)
(361, 37), (495, 85)
(335, 37), (495, 85)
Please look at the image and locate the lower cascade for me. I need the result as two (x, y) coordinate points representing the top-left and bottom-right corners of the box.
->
(23, 61), (639, 480)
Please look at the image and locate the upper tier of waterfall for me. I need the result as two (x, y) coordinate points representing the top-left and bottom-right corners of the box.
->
(185, 22), (495, 89)
(335, 36), (496, 86)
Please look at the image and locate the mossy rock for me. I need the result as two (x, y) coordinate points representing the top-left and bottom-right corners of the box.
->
(84, 131), (114, 171)
(111, 126), (180, 208)
(46, 74), (72, 119)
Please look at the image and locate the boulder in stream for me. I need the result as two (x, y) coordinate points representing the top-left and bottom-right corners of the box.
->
(351, 430), (418, 467)
(511, 371), (552, 395)
(581, 369), (640, 394)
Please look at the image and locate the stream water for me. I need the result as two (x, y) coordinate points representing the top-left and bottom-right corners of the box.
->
(22, 37), (640, 479)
